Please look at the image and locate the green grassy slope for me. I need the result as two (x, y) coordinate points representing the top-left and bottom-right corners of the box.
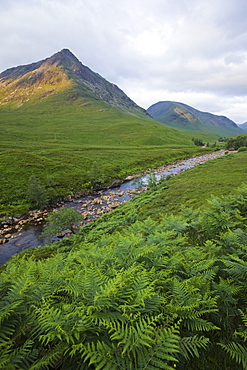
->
(0, 90), (209, 216)
(0, 50), (219, 215)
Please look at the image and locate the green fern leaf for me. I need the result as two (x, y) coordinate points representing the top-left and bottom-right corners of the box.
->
(179, 335), (209, 360)
(219, 342), (247, 370)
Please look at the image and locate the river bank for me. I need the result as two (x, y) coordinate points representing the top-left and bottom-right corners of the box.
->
(0, 150), (227, 264)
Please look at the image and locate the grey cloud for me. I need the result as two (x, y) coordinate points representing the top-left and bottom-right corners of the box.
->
(0, 0), (247, 122)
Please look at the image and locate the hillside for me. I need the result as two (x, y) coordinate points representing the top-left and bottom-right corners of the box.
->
(147, 101), (244, 137)
(0, 49), (204, 216)
(238, 121), (247, 132)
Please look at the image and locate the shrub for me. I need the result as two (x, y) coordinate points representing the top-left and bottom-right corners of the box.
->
(192, 137), (204, 146)
(27, 175), (48, 209)
(41, 207), (82, 239)
(238, 146), (247, 152)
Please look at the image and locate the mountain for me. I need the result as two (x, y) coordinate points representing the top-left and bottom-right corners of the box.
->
(237, 122), (247, 132)
(0, 50), (199, 216)
(0, 48), (148, 117)
(147, 101), (244, 137)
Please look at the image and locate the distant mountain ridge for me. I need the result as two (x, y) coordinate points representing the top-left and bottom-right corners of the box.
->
(147, 101), (244, 137)
(237, 122), (247, 132)
(0, 48), (148, 116)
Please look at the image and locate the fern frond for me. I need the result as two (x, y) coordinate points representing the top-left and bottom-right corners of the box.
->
(239, 310), (247, 327)
(109, 317), (155, 353)
(144, 325), (180, 370)
(0, 343), (12, 369)
(28, 343), (65, 370)
(179, 335), (209, 360)
(172, 279), (191, 304)
(0, 321), (17, 344)
(9, 340), (38, 369)
(190, 258), (217, 276)
(160, 215), (188, 234)
(0, 300), (23, 324)
(129, 217), (157, 237)
(224, 258), (247, 281)
(82, 341), (123, 370)
(183, 318), (219, 332)
(219, 342), (247, 370)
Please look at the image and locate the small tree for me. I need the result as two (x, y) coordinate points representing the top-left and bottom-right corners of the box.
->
(41, 207), (82, 239)
(27, 175), (48, 209)
(191, 137), (204, 146)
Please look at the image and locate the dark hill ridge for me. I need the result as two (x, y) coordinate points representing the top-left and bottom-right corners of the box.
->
(0, 49), (148, 116)
(147, 101), (244, 137)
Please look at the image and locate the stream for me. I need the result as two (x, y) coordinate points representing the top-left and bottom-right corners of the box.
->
(0, 150), (226, 265)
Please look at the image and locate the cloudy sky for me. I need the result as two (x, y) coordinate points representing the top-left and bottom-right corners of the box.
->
(1, 0), (247, 123)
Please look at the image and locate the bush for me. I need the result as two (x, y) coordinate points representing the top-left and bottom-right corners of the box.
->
(192, 137), (204, 146)
(226, 134), (247, 150)
(41, 207), (82, 239)
(27, 175), (48, 209)
(238, 146), (247, 152)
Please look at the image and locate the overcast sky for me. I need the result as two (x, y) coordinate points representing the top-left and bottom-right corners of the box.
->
(1, 0), (247, 123)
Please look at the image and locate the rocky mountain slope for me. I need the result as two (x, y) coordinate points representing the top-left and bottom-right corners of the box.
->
(147, 101), (244, 137)
(0, 49), (148, 117)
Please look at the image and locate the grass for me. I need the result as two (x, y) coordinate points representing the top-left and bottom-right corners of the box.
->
(71, 150), (247, 244)
(0, 90), (212, 216)
(137, 151), (247, 219)
(10, 150), (247, 264)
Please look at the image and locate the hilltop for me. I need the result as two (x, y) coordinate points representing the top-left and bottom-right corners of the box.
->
(147, 101), (244, 138)
(0, 48), (149, 116)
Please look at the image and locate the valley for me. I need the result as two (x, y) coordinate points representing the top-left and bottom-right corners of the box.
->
(1, 49), (247, 369)
(0, 149), (226, 264)
(0, 50), (211, 217)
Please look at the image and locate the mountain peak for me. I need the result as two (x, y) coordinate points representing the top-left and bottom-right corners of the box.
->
(0, 49), (148, 116)
(49, 48), (77, 61)
(43, 48), (80, 68)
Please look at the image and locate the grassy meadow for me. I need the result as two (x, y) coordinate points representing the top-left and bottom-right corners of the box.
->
(0, 92), (213, 216)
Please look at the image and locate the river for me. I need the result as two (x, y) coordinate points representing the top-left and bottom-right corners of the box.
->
(0, 150), (226, 265)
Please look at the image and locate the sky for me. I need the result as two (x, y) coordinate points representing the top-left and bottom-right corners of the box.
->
(1, 0), (247, 123)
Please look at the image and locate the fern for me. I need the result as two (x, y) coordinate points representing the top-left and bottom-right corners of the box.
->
(2, 185), (247, 368)
(108, 317), (156, 353)
(219, 342), (247, 369)
(179, 335), (209, 360)
(184, 317), (219, 332)
(28, 343), (65, 370)
(224, 258), (247, 281)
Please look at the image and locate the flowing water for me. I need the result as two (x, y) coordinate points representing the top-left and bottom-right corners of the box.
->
(0, 150), (226, 265)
